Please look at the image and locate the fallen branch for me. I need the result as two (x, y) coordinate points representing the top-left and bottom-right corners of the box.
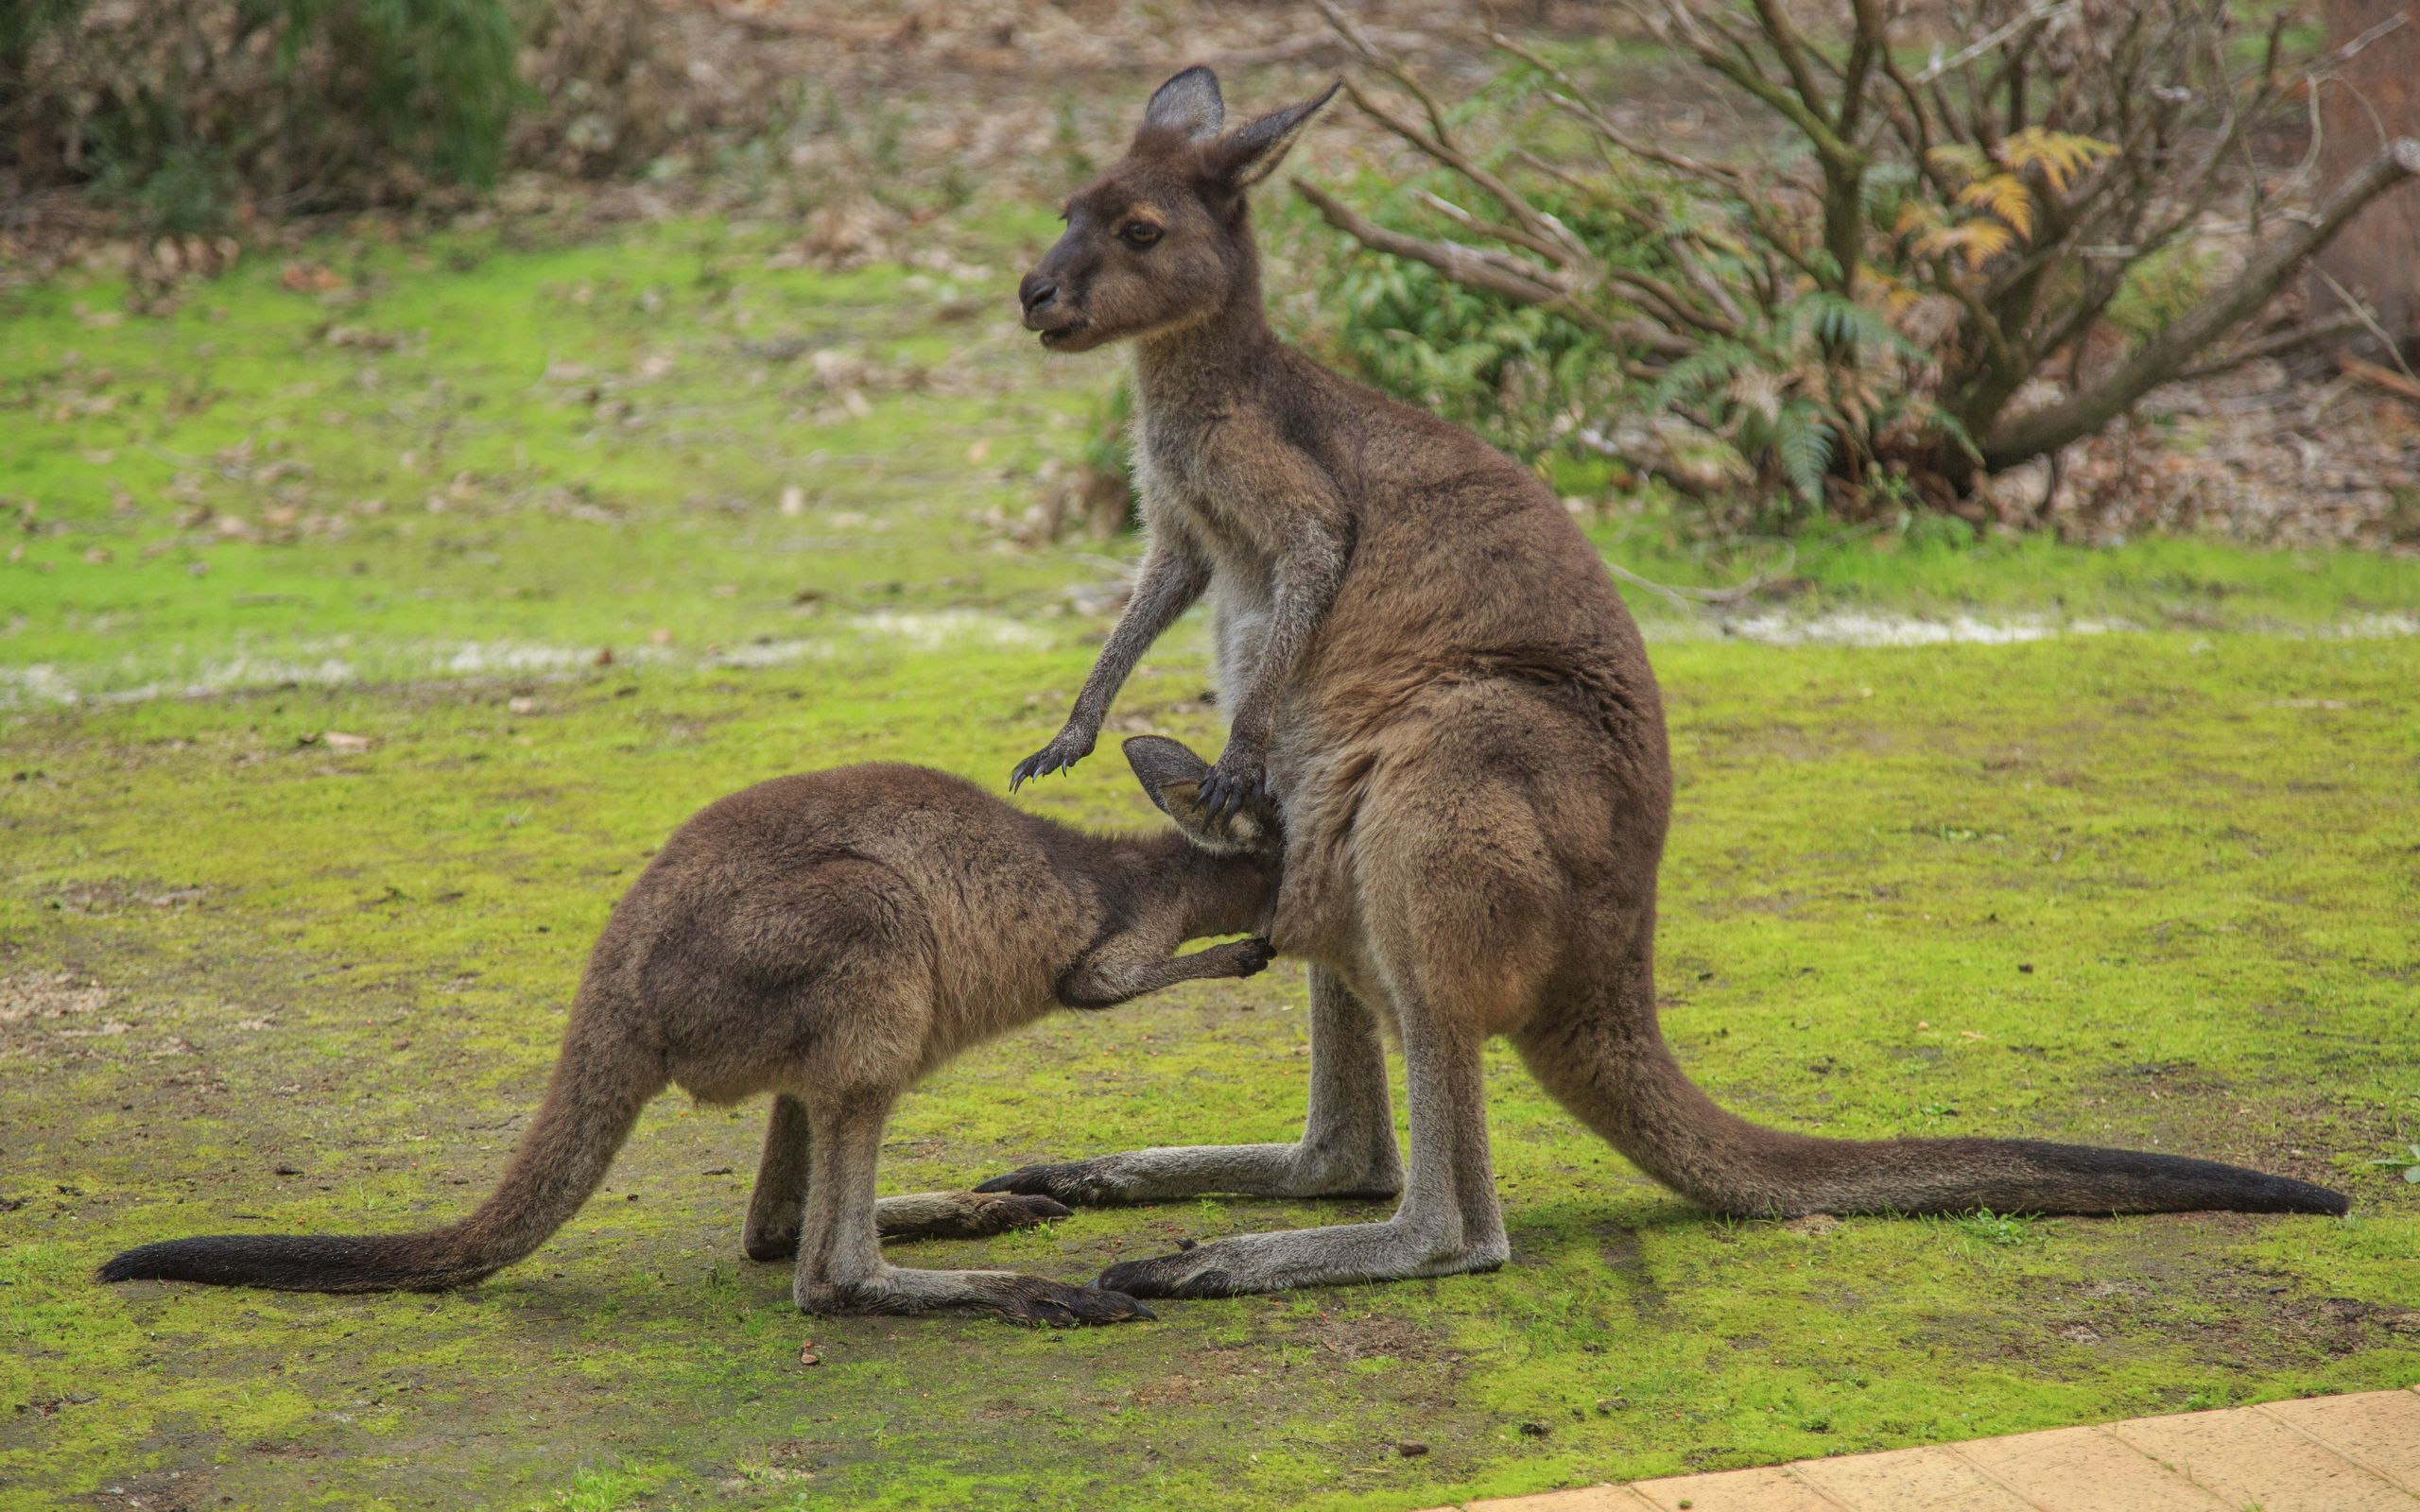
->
(2336, 352), (2420, 408)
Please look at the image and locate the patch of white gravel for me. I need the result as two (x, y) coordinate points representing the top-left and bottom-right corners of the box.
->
(0, 610), (1053, 709)
(1651, 608), (2420, 647)
(2, 609), (2407, 710)
(1705, 611), (2129, 647)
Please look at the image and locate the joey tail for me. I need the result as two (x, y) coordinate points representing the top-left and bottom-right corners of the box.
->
(99, 1010), (661, 1293)
(1516, 973), (2349, 1219)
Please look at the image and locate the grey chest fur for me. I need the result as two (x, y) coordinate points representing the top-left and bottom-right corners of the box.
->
(1131, 417), (1278, 707)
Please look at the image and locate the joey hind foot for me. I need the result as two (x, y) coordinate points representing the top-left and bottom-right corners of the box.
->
(974, 1155), (1141, 1207)
(1009, 724), (1098, 790)
(881, 1191), (1072, 1242)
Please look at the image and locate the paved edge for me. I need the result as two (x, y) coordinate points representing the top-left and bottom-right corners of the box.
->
(1415, 1384), (2420, 1512)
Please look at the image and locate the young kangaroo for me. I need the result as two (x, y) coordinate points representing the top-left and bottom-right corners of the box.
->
(991, 67), (2347, 1300)
(101, 737), (1280, 1325)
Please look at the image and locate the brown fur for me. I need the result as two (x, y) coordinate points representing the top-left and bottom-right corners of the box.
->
(100, 738), (1279, 1325)
(994, 69), (2347, 1301)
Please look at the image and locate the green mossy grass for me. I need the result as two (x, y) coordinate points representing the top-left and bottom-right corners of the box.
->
(3, 217), (2415, 1510)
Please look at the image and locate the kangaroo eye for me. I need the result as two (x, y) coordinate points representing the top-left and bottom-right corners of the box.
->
(1118, 220), (1162, 250)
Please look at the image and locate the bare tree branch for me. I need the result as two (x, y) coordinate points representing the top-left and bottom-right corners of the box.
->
(1983, 139), (2420, 467)
(1290, 177), (1686, 364)
(2173, 310), (2369, 382)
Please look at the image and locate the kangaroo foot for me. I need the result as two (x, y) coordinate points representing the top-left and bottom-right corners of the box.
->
(1098, 1221), (1507, 1299)
(877, 1190), (1073, 1242)
(745, 1228), (802, 1263)
(977, 1142), (1403, 1207)
(799, 1268), (1154, 1326)
(978, 1275), (1156, 1327)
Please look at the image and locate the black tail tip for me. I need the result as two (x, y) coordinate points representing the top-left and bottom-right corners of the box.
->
(2228, 1168), (2350, 1216)
(2282, 1179), (2351, 1217)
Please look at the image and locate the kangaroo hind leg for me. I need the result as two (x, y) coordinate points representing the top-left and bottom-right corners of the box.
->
(745, 1093), (1069, 1260)
(977, 964), (1402, 1206)
(790, 1080), (1150, 1327)
(742, 1093), (813, 1262)
(1093, 770), (1559, 1297)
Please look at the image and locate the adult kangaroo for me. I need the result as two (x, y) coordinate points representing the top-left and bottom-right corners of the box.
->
(102, 738), (1280, 1325)
(989, 66), (2347, 1300)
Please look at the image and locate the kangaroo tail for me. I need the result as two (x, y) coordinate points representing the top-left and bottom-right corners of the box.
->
(99, 1010), (662, 1293)
(1515, 980), (2348, 1219)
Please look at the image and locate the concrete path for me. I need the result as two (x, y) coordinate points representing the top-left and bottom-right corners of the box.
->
(1427, 1386), (2420, 1511)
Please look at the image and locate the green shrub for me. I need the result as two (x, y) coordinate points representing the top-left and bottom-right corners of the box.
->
(1316, 170), (1636, 462)
(3, 0), (523, 229)
(1298, 3), (2410, 526)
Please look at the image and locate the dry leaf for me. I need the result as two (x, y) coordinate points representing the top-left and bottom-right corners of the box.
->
(281, 262), (346, 293)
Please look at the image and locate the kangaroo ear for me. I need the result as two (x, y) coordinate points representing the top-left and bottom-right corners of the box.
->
(1210, 83), (1339, 190)
(1123, 736), (1273, 854)
(1142, 65), (1225, 143)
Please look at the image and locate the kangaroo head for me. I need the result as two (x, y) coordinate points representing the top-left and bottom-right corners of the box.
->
(1123, 735), (1279, 855)
(1017, 66), (1337, 353)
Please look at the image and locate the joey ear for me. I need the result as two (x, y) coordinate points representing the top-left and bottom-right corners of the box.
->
(1124, 735), (1212, 815)
(1123, 736), (1274, 854)
(1211, 82), (1340, 190)
(1142, 65), (1225, 142)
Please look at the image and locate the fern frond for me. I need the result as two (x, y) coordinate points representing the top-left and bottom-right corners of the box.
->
(1998, 129), (2117, 194)
(1894, 199), (1946, 238)
(1651, 341), (1753, 408)
(1926, 143), (1990, 184)
(1956, 174), (2035, 240)
(1772, 402), (1835, 502)
(1917, 218), (2016, 268)
(1786, 291), (1928, 360)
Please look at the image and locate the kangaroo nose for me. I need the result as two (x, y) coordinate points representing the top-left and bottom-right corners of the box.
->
(1019, 274), (1058, 315)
